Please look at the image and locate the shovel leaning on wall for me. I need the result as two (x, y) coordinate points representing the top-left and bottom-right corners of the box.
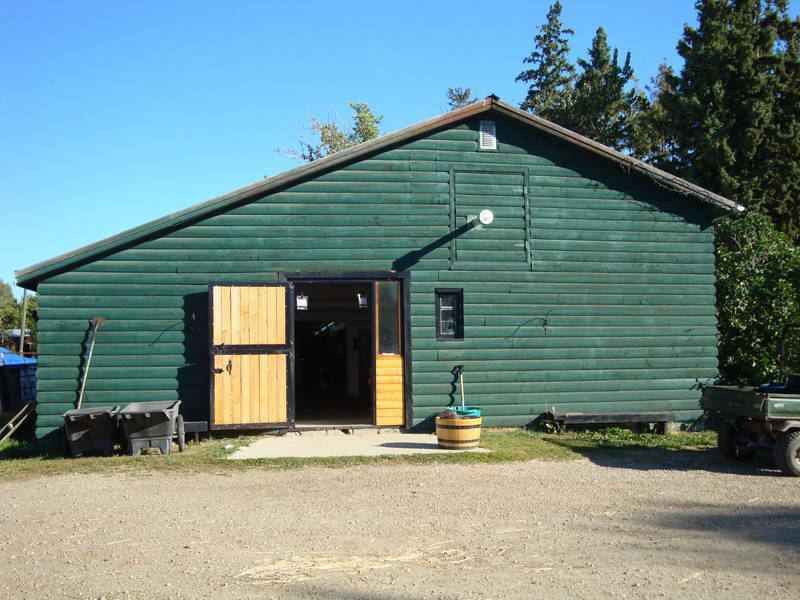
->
(76, 316), (105, 409)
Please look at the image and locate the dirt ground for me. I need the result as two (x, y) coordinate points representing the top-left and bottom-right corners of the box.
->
(1, 451), (799, 600)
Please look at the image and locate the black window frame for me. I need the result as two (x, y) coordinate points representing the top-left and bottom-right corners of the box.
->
(435, 288), (464, 341)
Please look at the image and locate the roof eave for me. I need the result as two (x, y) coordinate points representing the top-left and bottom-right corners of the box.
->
(15, 100), (495, 288)
(488, 101), (742, 214)
(15, 96), (741, 288)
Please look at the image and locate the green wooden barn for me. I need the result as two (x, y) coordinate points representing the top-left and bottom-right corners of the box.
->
(16, 97), (742, 443)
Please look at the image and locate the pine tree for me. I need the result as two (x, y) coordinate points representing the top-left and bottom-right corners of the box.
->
(628, 63), (677, 165)
(516, 1), (575, 119)
(557, 27), (647, 150)
(661, 0), (800, 240)
(762, 8), (800, 238)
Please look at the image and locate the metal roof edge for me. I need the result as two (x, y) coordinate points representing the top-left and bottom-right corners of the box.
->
(15, 96), (740, 288)
(15, 100), (493, 288)
(488, 99), (742, 213)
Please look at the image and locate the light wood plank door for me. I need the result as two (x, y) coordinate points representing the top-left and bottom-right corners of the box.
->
(375, 355), (404, 426)
(210, 283), (292, 428)
(374, 280), (405, 427)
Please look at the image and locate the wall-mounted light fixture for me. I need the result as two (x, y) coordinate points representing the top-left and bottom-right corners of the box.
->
(357, 293), (368, 309)
(468, 209), (495, 229)
(296, 295), (309, 311)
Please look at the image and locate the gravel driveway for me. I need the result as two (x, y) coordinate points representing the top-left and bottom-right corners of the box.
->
(1, 452), (798, 600)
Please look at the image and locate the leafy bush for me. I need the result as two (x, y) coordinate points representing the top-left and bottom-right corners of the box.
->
(0, 280), (37, 348)
(716, 212), (800, 385)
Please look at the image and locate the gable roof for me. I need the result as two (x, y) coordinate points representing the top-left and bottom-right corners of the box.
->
(15, 96), (742, 289)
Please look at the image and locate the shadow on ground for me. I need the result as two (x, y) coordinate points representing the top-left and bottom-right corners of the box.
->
(547, 440), (784, 478)
(378, 442), (440, 450)
(242, 581), (448, 600)
(653, 502), (800, 549)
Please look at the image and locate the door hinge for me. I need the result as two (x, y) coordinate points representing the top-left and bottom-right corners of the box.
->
(211, 368), (224, 374)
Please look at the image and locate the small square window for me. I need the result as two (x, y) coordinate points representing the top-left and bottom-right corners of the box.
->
(436, 289), (464, 341)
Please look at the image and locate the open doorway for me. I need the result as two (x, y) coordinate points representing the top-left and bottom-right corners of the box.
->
(293, 282), (372, 425)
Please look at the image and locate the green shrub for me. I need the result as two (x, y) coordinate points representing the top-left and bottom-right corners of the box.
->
(716, 212), (800, 385)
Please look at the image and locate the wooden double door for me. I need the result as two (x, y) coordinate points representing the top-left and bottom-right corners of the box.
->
(209, 279), (406, 430)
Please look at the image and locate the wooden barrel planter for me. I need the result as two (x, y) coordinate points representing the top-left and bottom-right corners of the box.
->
(435, 410), (482, 449)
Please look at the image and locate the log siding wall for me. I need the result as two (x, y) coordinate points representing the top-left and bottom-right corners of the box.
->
(33, 113), (719, 439)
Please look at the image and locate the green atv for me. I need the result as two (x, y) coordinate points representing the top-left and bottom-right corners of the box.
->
(702, 325), (800, 476)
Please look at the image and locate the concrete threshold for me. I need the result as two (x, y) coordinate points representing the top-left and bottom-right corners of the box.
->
(291, 424), (400, 433)
(227, 430), (491, 459)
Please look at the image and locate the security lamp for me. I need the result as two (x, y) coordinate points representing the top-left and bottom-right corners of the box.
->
(470, 209), (495, 228)
(478, 209), (494, 225)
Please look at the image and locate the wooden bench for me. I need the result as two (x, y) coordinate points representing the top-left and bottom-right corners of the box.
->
(183, 420), (208, 443)
(548, 411), (678, 432)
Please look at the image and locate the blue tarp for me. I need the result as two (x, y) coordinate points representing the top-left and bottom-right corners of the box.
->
(0, 346), (37, 367)
(0, 346), (37, 409)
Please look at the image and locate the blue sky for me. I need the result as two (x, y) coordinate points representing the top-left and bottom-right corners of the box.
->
(0, 0), (753, 296)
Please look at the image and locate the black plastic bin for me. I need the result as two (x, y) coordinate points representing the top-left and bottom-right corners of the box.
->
(119, 400), (182, 455)
(62, 405), (120, 457)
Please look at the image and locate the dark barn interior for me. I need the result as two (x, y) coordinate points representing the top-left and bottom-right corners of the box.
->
(293, 282), (372, 425)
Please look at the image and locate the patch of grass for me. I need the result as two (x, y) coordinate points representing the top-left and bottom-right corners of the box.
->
(0, 429), (718, 480)
(554, 427), (717, 450)
(541, 427), (718, 467)
(0, 438), (35, 459)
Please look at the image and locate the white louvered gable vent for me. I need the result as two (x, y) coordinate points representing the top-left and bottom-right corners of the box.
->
(479, 120), (497, 150)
